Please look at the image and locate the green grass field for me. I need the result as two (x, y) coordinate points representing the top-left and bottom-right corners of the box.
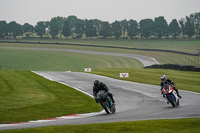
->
(0, 70), (102, 124)
(1, 41), (200, 67)
(3, 39), (200, 54)
(0, 48), (144, 71)
(1, 118), (200, 133)
(68, 39), (200, 54)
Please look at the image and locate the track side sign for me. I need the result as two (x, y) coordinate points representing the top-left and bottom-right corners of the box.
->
(85, 68), (91, 72)
(120, 73), (129, 78)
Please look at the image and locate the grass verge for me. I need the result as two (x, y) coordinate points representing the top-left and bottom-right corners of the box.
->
(1, 118), (200, 133)
(0, 70), (102, 124)
(92, 68), (200, 93)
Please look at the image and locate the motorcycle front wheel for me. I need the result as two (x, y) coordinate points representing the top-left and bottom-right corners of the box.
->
(168, 96), (176, 107)
(101, 102), (110, 114)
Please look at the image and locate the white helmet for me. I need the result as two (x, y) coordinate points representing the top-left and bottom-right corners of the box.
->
(161, 75), (167, 81)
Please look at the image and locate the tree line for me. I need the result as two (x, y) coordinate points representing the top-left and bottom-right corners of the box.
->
(0, 12), (200, 39)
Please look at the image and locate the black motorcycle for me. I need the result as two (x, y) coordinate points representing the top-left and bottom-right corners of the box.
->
(96, 90), (116, 114)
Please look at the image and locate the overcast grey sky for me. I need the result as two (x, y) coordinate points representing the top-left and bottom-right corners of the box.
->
(0, 0), (199, 26)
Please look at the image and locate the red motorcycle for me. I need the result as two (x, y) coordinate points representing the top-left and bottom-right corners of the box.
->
(162, 83), (180, 107)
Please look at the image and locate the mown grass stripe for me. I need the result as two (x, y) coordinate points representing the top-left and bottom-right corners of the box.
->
(0, 70), (102, 124)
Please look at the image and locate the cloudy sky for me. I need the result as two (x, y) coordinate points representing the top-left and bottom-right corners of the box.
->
(0, 0), (199, 26)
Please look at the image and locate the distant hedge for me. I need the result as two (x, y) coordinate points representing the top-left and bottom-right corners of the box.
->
(145, 64), (200, 72)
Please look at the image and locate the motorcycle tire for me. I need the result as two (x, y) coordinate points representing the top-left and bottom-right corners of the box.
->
(111, 106), (116, 113)
(102, 102), (110, 114)
(168, 97), (176, 107)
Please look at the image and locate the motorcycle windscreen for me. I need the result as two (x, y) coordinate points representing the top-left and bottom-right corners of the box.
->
(164, 84), (170, 91)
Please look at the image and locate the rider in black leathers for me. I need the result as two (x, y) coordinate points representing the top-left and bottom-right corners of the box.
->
(93, 80), (115, 104)
(160, 75), (182, 98)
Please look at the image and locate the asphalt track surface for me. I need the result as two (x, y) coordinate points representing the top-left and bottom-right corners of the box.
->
(1, 71), (200, 130)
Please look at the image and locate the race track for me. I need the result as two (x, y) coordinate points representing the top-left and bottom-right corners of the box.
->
(1, 71), (200, 130)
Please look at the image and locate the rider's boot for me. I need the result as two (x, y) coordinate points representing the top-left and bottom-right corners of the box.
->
(176, 90), (182, 98)
(111, 97), (115, 105)
(174, 87), (182, 98)
(112, 100), (116, 106)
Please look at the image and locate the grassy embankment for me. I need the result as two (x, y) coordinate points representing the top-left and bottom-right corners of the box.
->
(0, 48), (143, 71)
(1, 40), (200, 67)
(2, 39), (199, 54)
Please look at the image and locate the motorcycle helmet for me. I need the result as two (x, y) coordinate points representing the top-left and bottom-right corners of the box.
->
(94, 80), (100, 87)
(161, 75), (167, 81)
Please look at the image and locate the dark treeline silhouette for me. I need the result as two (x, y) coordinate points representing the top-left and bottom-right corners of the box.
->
(0, 12), (200, 39)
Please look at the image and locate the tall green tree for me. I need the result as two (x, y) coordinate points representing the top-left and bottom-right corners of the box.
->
(44, 21), (50, 37)
(111, 21), (122, 39)
(184, 16), (195, 38)
(169, 19), (181, 39)
(99, 21), (111, 38)
(35, 21), (46, 37)
(62, 20), (71, 38)
(0, 21), (7, 38)
(120, 19), (128, 38)
(139, 19), (154, 39)
(67, 15), (78, 38)
(127, 19), (138, 39)
(85, 20), (97, 38)
(179, 18), (185, 38)
(50, 17), (65, 37)
(75, 19), (85, 39)
(22, 23), (34, 37)
(7, 21), (22, 38)
(154, 16), (169, 39)
(189, 12), (200, 38)
(92, 19), (102, 36)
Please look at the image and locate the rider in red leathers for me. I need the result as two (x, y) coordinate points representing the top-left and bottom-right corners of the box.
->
(160, 75), (182, 98)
